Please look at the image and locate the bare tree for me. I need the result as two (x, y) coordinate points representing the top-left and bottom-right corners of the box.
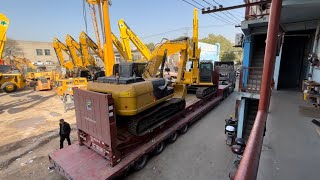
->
(3, 38), (23, 57)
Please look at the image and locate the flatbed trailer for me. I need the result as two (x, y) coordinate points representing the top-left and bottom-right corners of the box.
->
(49, 84), (233, 180)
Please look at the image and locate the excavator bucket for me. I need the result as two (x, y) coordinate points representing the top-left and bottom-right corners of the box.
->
(173, 83), (187, 99)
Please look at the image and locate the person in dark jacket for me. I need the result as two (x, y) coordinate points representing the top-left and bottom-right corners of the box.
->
(59, 119), (71, 149)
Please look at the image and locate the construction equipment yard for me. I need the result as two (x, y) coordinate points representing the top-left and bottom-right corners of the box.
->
(2, 0), (320, 180)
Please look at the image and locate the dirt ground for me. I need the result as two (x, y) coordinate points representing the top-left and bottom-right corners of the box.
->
(0, 88), (76, 179)
(0, 88), (75, 146)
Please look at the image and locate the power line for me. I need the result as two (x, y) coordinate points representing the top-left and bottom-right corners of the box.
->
(194, 0), (239, 24)
(208, 0), (241, 22)
(181, 0), (201, 9)
(213, 0), (241, 21)
(205, 0), (241, 23)
(141, 23), (231, 39)
(180, 0), (236, 25)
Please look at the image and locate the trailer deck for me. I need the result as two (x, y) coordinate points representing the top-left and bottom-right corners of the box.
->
(49, 86), (228, 180)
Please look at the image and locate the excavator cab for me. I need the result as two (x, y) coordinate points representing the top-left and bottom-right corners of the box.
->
(199, 61), (214, 83)
(98, 62), (146, 84)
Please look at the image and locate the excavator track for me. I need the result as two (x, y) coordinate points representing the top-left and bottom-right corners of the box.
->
(195, 86), (218, 99)
(127, 98), (186, 136)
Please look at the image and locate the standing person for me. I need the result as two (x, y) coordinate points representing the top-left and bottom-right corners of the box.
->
(59, 119), (71, 149)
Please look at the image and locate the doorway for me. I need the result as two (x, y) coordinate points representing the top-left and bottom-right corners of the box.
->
(278, 35), (310, 89)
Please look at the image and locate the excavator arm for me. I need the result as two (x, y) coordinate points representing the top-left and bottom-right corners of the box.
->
(10, 56), (37, 74)
(66, 34), (87, 67)
(188, 8), (201, 67)
(86, 0), (115, 76)
(118, 19), (152, 61)
(0, 13), (9, 60)
(79, 31), (102, 67)
(52, 38), (74, 70)
(111, 32), (127, 60)
(143, 38), (190, 78)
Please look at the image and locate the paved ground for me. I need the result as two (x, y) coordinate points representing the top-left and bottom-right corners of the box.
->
(129, 93), (237, 180)
(258, 90), (320, 180)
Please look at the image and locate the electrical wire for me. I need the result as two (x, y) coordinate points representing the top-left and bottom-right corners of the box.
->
(180, 0), (236, 25)
(141, 23), (231, 40)
(210, 0), (242, 22)
(194, 0), (238, 25)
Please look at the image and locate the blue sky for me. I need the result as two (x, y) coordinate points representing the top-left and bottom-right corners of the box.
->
(1, 0), (244, 44)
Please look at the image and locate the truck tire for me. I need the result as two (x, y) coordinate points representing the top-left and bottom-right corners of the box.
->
(133, 155), (148, 171)
(167, 131), (178, 143)
(153, 141), (165, 155)
(179, 124), (189, 134)
(1, 82), (17, 93)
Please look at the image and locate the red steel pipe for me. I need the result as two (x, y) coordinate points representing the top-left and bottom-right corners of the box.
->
(234, 0), (282, 179)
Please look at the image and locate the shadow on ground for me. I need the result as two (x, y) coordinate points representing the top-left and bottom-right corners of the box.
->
(0, 94), (56, 114)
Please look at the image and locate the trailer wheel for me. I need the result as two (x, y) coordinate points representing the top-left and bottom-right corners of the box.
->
(133, 155), (148, 171)
(179, 124), (189, 134)
(168, 131), (178, 143)
(153, 141), (165, 155)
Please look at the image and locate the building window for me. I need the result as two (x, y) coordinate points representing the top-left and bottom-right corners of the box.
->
(44, 49), (51, 56)
(36, 49), (43, 56)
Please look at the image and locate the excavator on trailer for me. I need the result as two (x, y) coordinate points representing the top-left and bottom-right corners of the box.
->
(81, 0), (196, 135)
(176, 8), (217, 99)
(0, 13), (26, 93)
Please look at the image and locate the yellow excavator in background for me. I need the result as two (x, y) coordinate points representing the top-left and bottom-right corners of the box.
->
(66, 34), (95, 80)
(52, 38), (75, 73)
(10, 56), (58, 91)
(111, 32), (127, 60)
(118, 19), (152, 61)
(0, 13), (26, 93)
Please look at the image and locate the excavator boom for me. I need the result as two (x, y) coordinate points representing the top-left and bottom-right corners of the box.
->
(52, 38), (74, 70)
(143, 38), (190, 78)
(118, 19), (152, 61)
(66, 34), (86, 67)
(111, 32), (127, 60)
(79, 31), (102, 66)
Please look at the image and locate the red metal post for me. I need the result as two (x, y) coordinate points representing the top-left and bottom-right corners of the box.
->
(234, 0), (282, 179)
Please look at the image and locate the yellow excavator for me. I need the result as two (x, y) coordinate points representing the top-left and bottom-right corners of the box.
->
(52, 38), (75, 73)
(0, 13), (26, 93)
(9, 56), (54, 90)
(176, 9), (218, 99)
(65, 34), (95, 79)
(118, 19), (152, 61)
(84, 1), (191, 135)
